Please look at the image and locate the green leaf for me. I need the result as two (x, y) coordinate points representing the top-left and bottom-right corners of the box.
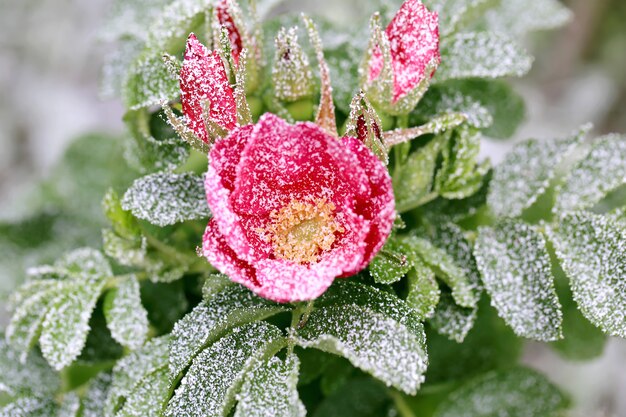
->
(368, 237), (411, 284)
(57, 393), (81, 417)
(312, 378), (389, 417)
(102, 229), (148, 267)
(124, 52), (180, 110)
(0, 397), (57, 417)
(56, 248), (113, 282)
(234, 355), (306, 417)
(201, 274), (234, 301)
(121, 172), (210, 227)
(81, 373), (112, 417)
(434, 367), (569, 417)
(117, 367), (170, 417)
(429, 291), (477, 343)
(0, 336), (60, 397)
(295, 304), (428, 394)
(104, 275), (149, 350)
(406, 258), (440, 319)
(474, 221), (563, 341)
(404, 236), (478, 308)
(39, 278), (106, 370)
(437, 31), (533, 82)
(106, 336), (169, 416)
(426, 0), (500, 35)
(165, 322), (286, 417)
(549, 212), (626, 338)
(102, 189), (140, 240)
(393, 136), (445, 213)
(554, 134), (626, 213)
(169, 285), (286, 380)
(484, 0), (572, 37)
(488, 127), (587, 218)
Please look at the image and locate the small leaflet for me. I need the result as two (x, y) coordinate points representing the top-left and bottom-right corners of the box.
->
(165, 322), (285, 417)
(488, 126), (587, 218)
(429, 291), (477, 343)
(437, 31), (533, 82)
(435, 367), (569, 417)
(124, 52), (180, 110)
(56, 248), (113, 282)
(57, 393), (81, 417)
(549, 212), (626, 338)
(427, 0), (500, 35)
(484, 0), (572, 37)
(234, 355), (306, 417)
(295, 304), (428, 395)
(0, 397), (57, 417)
(554, 134), (626, 213)
(116, 367), (171, 417)
(475, 221), (563, 341)
(82, 373), (112, 417)
(104, 275), (149, 350)
(406, 258), (440, 319)
(121, 172), (211, 227)
(368, 237), (411, 284)
(102, 229), (148, 268)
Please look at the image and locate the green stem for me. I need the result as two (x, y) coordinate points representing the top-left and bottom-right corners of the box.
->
(396, 191), (439, 213)
(287, 300), (315, 354)
(390, 390), (417, 417)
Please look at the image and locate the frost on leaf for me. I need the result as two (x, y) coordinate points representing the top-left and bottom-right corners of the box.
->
(474, 221), (563, 341)
(0, 336), (60, 398)
(165, 322), (285, 417)
(57, 393), (81, 417)
(368, 236), (411, 284)
(554, 134), (626, 213)
(56, 248), (113, 282)
(488, 127), (587, 218)
(312, 377), (389, 417)
(106, 335), (169, 416)
(406, 258), (440, 319)
(234, 355), (306, 417)
(295, 304), (428, 395)
(121, 172), (210, 227)
(104, 275), (149, 350)
(434, 367), (569, 417)
(437, 32), (533, 82)
(549, 212), (626, 338)
(169, 285), (285, 380)
(484, 0), (572, 37)
(124, 52), (180, 110)
(82, 373), (112, 417)
(39, 279), (106, 370)
(117, 367), (170, 417)
(0, 397), (58, 417)
(426, 0), (499, 35)
(430, 291), (477, 343)
(102, 229), (148, 268)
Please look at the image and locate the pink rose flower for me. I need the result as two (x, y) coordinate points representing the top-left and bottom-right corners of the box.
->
(179, 33), (237, 144)
(202, 114), (395, 302)
(367, 0), (440, 106)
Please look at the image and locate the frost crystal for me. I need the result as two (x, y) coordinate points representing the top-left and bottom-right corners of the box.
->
(104, 275), (149, 350)
(429, 291), (477, 343)
(484, 0), (573, 37)
(0, 397), (57, 417)
(272, 27), (314, 102)
(116, 367), (170, 417)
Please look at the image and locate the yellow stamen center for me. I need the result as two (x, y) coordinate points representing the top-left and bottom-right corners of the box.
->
(262, 198), (344, 264)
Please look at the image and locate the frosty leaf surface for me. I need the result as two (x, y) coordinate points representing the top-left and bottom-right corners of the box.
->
(234, 355), (306, 417)
(474, 221), (563, 341)
(488, 128), (586, 218)
(56, 247), (113, 282)
(102, 229), (148, 267)
(104, 275), (149, 350)
(39, 279), (106, 370)
(430, 291), (477, 343)
(484, 0), (572, 37)
(434, 367), (569, 417)
(295, 304), (428, 394)
(437, 32), (532, 82)
(122, 172), (210, 227)
(405, 236), (478, 308)
(368, 237), (411, 284)
(102, 188), (141, 240)
(106, 336), (169, 416)
(82, 373), (112, 417)
(169, 285), (286, 380)
(426, 0), (499, 35)
(116, 367), (170, 417)
(58, 393), (81, 417)
(165, 322), (285, 417)
(549, 212), (626, 338)
(0, 397), (57, 417)
(554, 134), (626, 213)
(406, 258), (440, 319)
(0, 336), (60, 397)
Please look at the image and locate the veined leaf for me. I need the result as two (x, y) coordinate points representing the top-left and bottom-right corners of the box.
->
(104, 275), (149, 350)
(102, 229), (148, 267)
(475, 221), (563, 341)
(56, 248), (113, 282)
(121, 172), (210, 227)
(368, 236), (411, 284)
(0, 397), (57, 417)
(406, 258), (440, 319)
(295, 304), (428, 394)
(312, 378), (389, 417)
(82, 373), (112, 417)
(429, 291), (477, 343)
(117, 367), (170, 417)
(484, 0), (572, 37)
(549, 212), (626, 338)
(434, 367), (569, 417)
(165, 322), (286, 417)
(234, 355), (306, 417)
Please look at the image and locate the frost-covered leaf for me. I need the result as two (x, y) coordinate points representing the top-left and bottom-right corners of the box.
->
(102, 229), (148, 267)
(404, 236), (478, 308)
(368, 237), (411, 284)
(201, 274), (234, 301)
(484, 0), (572, 37)
(121, 172), (210, 227)
(434, 367), (569, 417)
(430, 291), (478, 343)
(7, 279), (61, 312)
(426, 0), (499, 35)
(58, 393), (81, 417)
(437, 32), (533, 82)
(488, 127), (587, 218)
(40, 278), (106, 370)
(82, 373), (112, 417)
(0, 336), (60, 397)
(169, 285), (286, 380)
(0, 397), (57, 417)
(312, 378), (389, 417)
(103, 0), (171, 41)
(145, 0), (212, 51)
(102, 189), (140, 240)
(117, 367), (170, 417)
(124, 52), (180, 110)
(475, 221), (563, 341)
(406, 258), (440, 319)
(554, 134), (626, 213)
(234, 355), (305, 417)
(166, 322), (286, 417)
(549, 212), (626, 338)
(295, 304), (428, 394)
(106, 336), (169, 416)
(104, 275), (149, 350)
(56, 248), (113, 282)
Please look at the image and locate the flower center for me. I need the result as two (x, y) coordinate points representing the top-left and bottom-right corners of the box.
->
(263, 198), (344, 264)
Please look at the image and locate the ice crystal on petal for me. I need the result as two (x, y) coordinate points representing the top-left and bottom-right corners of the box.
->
(475, 221), (563, 341)
(104, 275), (149, 350)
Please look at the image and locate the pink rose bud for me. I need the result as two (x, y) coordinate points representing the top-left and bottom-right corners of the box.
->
(202, 114), (395, 302)
(215, 0), (243, 66)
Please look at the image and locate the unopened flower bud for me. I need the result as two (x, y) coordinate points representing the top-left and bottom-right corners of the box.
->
(272, 27), (314, 103)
